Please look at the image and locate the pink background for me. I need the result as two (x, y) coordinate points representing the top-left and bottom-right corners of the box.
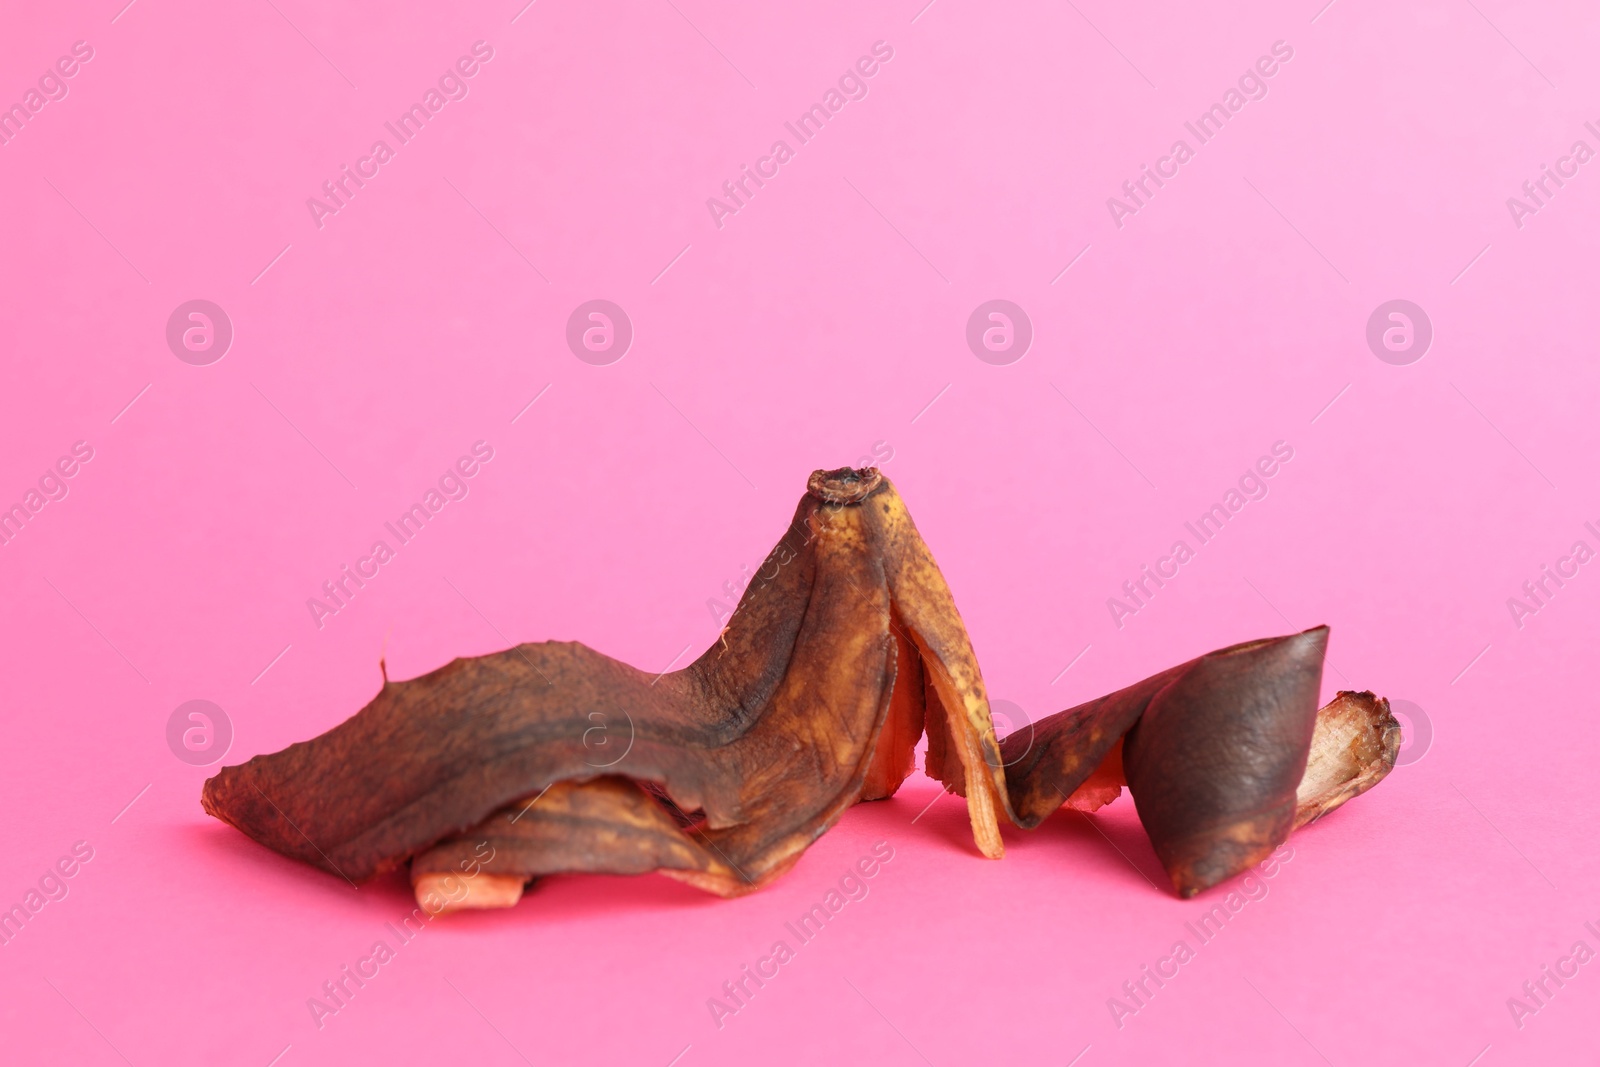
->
(2, 0), (1597, 1063)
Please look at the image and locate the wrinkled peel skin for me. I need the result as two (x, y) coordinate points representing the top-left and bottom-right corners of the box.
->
(201, 468), (1005, 898)
(201, 467), (1400, 910)
(411, 778), (738, 884)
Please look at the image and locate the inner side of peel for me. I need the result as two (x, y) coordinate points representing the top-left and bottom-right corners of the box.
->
(906, 633), (1006, 858)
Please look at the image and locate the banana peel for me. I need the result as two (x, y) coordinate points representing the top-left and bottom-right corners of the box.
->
(1001, 628), (1400, 897)
(202, 468), (1011, 896)
(201, 467), (1399, 907)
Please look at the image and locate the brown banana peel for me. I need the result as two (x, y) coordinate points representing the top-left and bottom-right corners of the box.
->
(1001, 626), (1400, 896)
(201, 467), (1399, 909)
(203, 468), (1010, 895)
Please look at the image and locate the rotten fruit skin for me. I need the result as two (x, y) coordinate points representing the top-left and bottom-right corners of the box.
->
(201, 467), (1401, 908)
(202, 467), (1008, 896)
(1122, 629), (1327, 898)
(1002, 629), (1400, 897)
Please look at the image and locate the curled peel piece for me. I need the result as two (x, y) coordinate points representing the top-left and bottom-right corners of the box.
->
(201, 467), (1007, 899)
(1123, 629), (1327, 897)
(1001, 631), (1401, 897)
(1294, 690), (1401, 829)
(409, 777), (752, 911)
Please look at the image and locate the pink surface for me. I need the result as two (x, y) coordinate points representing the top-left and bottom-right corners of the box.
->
(2, 1), (1597, 1064)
